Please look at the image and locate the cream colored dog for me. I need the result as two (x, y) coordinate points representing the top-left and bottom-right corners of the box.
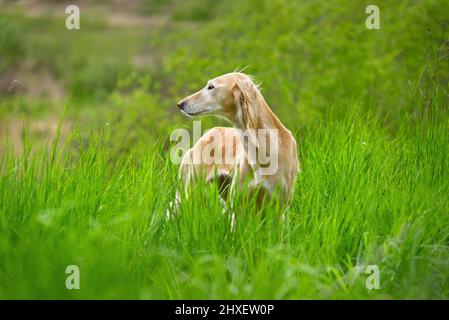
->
(173, 72), (299, 224)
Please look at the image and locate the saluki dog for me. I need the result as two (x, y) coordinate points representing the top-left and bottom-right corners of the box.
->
(173, 72), (299, 225)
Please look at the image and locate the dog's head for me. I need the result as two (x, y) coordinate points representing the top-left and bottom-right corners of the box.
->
(177, 72), (260, 126)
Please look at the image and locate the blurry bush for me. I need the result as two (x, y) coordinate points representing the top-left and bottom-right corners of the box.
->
(162, 0), (449, 126)
(69, 58), (132, 101)
(172, 0), (223, 22)
(1, 0), (448, 152)
(141, 0), (222, 21)
(104, 73), (172, 154)
(0, 14), (26, 74)
(141, 0), (173, 15)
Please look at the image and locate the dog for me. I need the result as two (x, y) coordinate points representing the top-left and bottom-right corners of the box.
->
(172, 72), (299, 225)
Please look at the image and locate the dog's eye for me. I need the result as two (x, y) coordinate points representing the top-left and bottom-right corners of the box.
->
(207, 83), (215, 90)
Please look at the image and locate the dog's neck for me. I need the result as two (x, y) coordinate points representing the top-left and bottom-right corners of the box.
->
(233, 91), (289, 172)
(233, 90), (288, 136)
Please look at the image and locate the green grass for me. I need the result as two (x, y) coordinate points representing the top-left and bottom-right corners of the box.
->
(0, 100), (448, 299)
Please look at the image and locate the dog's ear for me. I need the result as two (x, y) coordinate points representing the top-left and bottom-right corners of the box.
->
(233, 79), (259, 132)
(233, 79), (260, 160)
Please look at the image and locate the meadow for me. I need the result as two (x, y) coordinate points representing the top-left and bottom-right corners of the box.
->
(0, 0), (448, 299)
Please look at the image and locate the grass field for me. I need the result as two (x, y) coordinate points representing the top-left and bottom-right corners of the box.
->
(1, 0), (448, 299)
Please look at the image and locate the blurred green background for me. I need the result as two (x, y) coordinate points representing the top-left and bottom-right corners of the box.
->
(1, 0), (447, 152)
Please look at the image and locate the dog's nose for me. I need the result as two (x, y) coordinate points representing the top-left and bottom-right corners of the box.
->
(177, 101), (186, 110)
